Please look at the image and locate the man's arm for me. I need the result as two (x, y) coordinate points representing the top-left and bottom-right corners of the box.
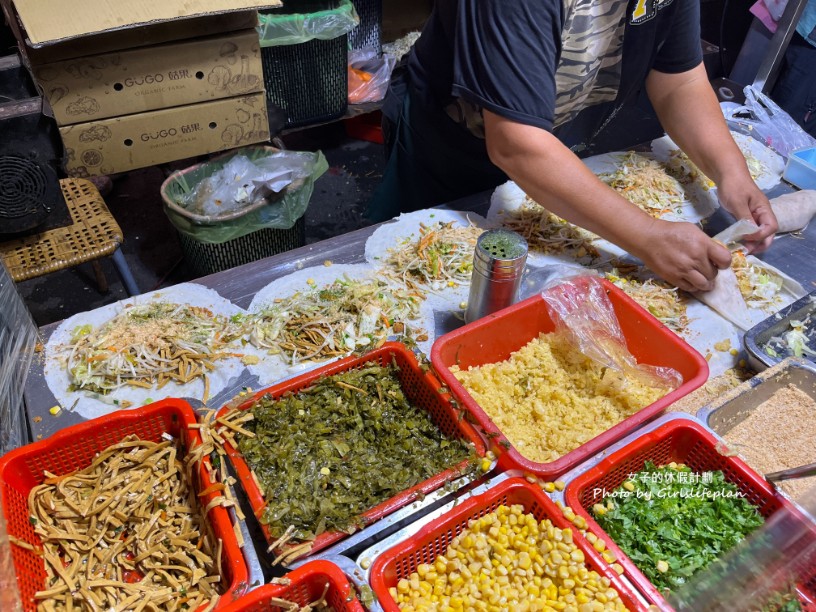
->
(483, 110), (732, 292)
(646, 63), (778, 252)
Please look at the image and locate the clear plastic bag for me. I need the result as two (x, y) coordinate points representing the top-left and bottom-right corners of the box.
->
(257, 0), (359, 48)
(176, 153), (319, 217)
(161, 146), (328, 245)
(0, 261), (37, 457)
(668, 484), (816, 611)
(540, 275), (682, 390)
(726, 86), (816, 158)
(348, 49), (396, 104)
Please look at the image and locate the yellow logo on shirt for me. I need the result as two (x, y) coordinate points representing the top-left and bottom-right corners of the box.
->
(631, 0), (674, 25)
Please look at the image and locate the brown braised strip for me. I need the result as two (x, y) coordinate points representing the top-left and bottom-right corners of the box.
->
(25, 436), (243, 611)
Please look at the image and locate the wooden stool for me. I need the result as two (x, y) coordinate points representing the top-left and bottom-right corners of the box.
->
(0, 178), (139, 295)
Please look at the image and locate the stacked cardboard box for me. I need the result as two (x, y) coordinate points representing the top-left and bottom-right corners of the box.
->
(1, 0), (279, 176)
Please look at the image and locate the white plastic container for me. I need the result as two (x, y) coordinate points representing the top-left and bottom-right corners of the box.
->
(783, 146), (816, 190)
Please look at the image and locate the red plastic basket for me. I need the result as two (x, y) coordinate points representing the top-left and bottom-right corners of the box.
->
(430, 278), (708, 479)
(0, 400), (249, 611)
(218, 342), (486, 557)
(220, 560), (364, 611)
(564, 418), (801, 609)
(344, 111), (384, 144)
(369, 477), (643, 611)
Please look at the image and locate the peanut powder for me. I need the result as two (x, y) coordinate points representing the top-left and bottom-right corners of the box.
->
(724, 384), (816, 500)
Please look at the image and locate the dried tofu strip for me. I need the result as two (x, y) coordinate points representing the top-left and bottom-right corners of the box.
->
(28, 435), (223, 611)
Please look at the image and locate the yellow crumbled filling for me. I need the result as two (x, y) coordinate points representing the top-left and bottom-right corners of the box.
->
(452, 332), (668, 463)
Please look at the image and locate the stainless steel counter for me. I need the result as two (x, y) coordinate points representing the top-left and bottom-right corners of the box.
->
(22, 192), (492, 440)
(18, 177), (816, 608)
(22, 184), (816, 440)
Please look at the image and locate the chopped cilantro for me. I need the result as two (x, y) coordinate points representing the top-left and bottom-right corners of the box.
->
(594, 462), (764, 592)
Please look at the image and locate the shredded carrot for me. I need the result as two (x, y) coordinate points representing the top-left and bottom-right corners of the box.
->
(197, 483), (226, 497)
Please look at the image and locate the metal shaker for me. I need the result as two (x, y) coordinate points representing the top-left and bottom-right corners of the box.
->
(465, 229), (528, 324)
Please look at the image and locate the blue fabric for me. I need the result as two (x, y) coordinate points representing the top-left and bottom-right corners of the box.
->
(796, 0), (816, 45)
(771, 38), (816, 136)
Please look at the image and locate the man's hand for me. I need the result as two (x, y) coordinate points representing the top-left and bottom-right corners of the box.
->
(646, 64), (779, 253)
(716, 176), (778, 253)
(632, 219), (733, 292)
(483, 109), (737, 292)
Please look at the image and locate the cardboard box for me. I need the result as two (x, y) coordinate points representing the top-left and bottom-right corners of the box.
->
(2, 0), (279, 62)
(36, 30), (264, 126)
(60, 93), (270, 176)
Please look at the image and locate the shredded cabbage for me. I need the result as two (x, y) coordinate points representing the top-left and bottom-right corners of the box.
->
(732, 251), (784, 310)
(599, 152), (686, 217)
(383, 220), (484, 292)
(66, 302), (243, 396)
(605, 269), (689, 333)
(766, 317), (816, 360)
(248, 275), (425, 364)
(500, 197), (600, 259)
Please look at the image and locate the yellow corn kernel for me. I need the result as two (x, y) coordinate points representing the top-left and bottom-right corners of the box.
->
(656, 560), (669, 573)
(591, 504), (606, 516)
(540, 539), (553, 553)
(622, 481), (635, 492)
(611, 563), (624, 575)
(606, 588), (620, 602)
(543, 481), (556, 493)
(592, 538), (606, 553)
(481, 458), (492, 472)
(602, 550), (616, 564)
(554, 480), (566, 491)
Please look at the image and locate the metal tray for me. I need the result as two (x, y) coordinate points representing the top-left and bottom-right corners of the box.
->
(744, 289), (816, 371)
(551, 412), (706, 507)
(697, 357), (816, 434)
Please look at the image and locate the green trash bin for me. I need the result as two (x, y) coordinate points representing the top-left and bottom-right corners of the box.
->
(161, 145), (328, 277)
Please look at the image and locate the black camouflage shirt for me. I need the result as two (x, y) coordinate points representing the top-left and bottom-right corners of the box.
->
(406, 0), (703, 152)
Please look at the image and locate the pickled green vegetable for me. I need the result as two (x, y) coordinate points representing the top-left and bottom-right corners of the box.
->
(238, 363), (476, 541)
